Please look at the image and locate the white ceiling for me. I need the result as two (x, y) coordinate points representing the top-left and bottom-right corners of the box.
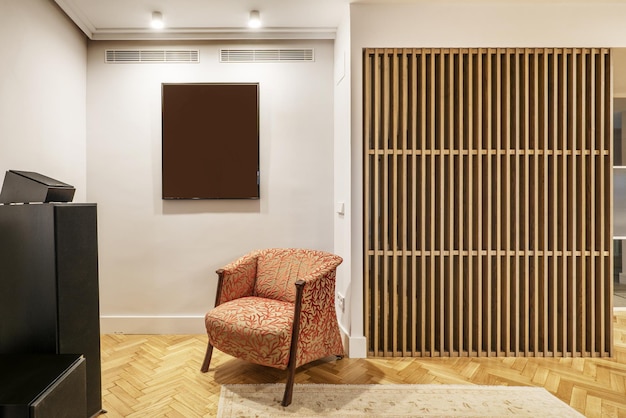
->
(54, 0), (355, 40)
(54, 0), (603, 41)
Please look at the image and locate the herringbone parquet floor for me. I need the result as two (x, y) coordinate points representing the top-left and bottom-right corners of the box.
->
(101, 311), (626, 417)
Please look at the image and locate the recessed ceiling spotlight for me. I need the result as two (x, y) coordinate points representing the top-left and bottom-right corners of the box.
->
(248, 10), (261, 29)
(151, 11), (164, 29)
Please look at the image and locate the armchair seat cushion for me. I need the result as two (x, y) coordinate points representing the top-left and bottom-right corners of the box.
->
(205, 296), (294, 369)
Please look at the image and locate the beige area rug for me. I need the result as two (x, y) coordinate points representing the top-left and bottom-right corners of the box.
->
(217, 384), (584, 417)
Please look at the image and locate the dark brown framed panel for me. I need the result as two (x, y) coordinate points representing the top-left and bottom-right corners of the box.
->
(162, 83), (260, 199)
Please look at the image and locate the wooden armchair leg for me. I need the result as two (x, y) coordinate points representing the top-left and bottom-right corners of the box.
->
(200, 342), (214, 373)
(281, 279), (305, 407)
(281, 359), (297, 406)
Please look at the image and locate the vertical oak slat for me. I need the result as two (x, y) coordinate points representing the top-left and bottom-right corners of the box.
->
(367, 49), (378, 356)
(567, 49), (577, 356)
(407, 52), (416, 357)
(531, 49), (541, 357)
(466, 50), (475, 356)
(606, 50), (614, 358)
(399, 49), (409, 357)
(558, 48), (568, 357)
(494, 50), (502, 356)
(457, 50), (465, 356)
(512, 50), (521, 356)
(476, 49), (484, 357)
(372, 49), (381, 357)
(382, 50), (391, 357)
(522, 48), (531, 356)
(596, 49), (612, 356)
(550, 49), (560, 356)
(589, 49), (597, 356)
(415, 50), (430, 356)
(428, 50), (437, 357)
(390, 49), (399, 356)
(604, 51), (612, 355)
(485, 49), (493, 356)
(447, 50), (456, 355)
(576, 50), (588, 356)
(503, 50), (512, 356)
(437, 50), (446, 356)
(363, 48), (612, 359)
(540, 50), (550, 357)
(364, 49), (372, 359)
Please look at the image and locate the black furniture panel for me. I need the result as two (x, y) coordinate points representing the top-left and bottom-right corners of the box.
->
(0, 203), (102, 417)
(0, 354), (86, 418)
(0, 170), (75, 204)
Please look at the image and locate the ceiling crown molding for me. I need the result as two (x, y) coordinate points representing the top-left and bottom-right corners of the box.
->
(54, 0), (337, 41)
(90, 27), (337, 41)
(55, 0), (95, 38)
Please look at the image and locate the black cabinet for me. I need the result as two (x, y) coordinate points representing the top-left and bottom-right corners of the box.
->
(0, 354), (86, 418)
(0, 203), (102, 417)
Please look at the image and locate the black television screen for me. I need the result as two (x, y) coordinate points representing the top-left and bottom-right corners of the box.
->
(161, 83), (259, 199)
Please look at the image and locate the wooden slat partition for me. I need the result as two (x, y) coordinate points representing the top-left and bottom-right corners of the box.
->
(363, 48), (613, 358)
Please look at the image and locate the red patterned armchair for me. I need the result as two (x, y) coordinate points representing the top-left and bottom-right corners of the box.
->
(201, 248), (344, 406)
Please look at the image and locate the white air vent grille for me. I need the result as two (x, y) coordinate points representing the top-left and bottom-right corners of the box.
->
(220, 49), (314, 63)
(105, 50), (200, 63)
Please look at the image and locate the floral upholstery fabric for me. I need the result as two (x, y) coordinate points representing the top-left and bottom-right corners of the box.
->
(216, 251), (259, 305)
(255, 250), (334, 303)
(205, 296), (294, 368)
(204, 248), (344, 370)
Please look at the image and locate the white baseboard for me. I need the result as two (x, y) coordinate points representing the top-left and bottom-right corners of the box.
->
(347, 336), (367, 358)
(101, 315), (369, 358)
(339, 323), (367, 358)
(100, 315), (205, 334)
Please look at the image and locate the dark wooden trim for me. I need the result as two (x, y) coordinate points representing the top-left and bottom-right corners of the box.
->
(200, 344), (213, 373)
(200, 269), (226, 373)
(281, 279), (306, 407)
(214, 269), (225, 307)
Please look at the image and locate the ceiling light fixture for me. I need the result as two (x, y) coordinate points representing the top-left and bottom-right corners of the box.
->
(248, 10), (261, 29)
(151, 11), (164, 29)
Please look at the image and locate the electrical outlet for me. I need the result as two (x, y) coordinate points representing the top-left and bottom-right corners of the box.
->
(337, 293), (345, 313)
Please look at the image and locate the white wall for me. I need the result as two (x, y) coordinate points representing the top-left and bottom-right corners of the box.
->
(0, 0), (87, 200)
(334, 8), (367, 357)
(351, 1), (626, 49)
(347, 0), (626, 357)
(87, 40), (336, 333)
(333, 6), (369, 358)
(6, 0), (626, 354)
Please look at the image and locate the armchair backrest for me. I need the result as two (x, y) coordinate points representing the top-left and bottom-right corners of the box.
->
(253, 248), (341, 303)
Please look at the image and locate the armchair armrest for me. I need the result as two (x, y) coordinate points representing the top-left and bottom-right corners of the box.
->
(214, 251), (260, 306)
(297, 260), (342, 286)
(292, 256), (344, 367)
(297, 261), (341, 317)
